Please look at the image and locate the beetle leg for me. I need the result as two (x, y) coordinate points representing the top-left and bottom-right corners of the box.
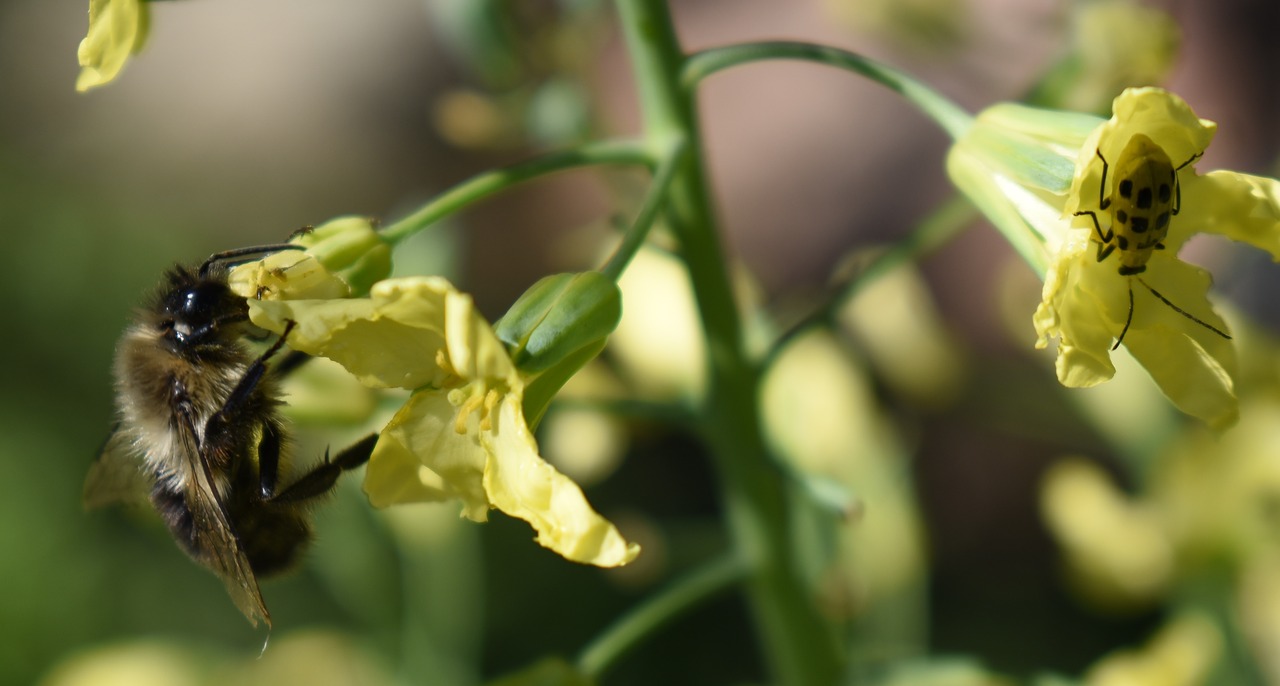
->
(1075, 209), (1113, 246)
(1095, 242), (1115, 264)
(1095, 149), (1111, 210)
(1172, 152), (1201, 216)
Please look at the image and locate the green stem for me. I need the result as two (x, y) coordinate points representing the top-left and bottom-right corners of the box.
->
(763, 193), (976, 369)
(576, 554), (747, 680)
(379, 138), (655, 245)
(682, 42), (973, 140)
(615, 1), (844, 683)
(601, 140), (686, 281)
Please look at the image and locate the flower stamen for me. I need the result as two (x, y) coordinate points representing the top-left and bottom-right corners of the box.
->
(455, 392), (485, 435)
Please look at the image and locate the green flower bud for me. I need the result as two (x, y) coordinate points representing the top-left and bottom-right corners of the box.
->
(294, 216), (393, 296)
(495, 272), (622, 375)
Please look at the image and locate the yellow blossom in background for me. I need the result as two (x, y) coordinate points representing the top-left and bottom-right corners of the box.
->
(761, 328), (926, 618)
(38, 641), (201, 686)
(1151, 397), (1280, 567)
(1040, 458), (1172, 611)
(1084, 614), (1221, 686)
(1239, 554), (1280, 684)
(949, 87), (1280, 427)
(1026, 1), (1180, 114)
(1062, 3), (1179, 113)
(76, 0), (148, 92)
(246, 276), (638, 568)
(837, 261), (965, 408)
(611, 247), (706, 401)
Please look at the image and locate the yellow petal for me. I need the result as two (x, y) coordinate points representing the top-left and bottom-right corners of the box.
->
(248, 277), (458, 390)
(1065, 88), (1214, 222)
(443, 287), (517, 385)
(76, 0), (148, 92)
(1104, 88), (1215, 172)
(482, 394), (639, 567)
(1122, 273), (1237, 429)
(1180, 171), (1280, 259)
(1035, 248), (1121, 387)
(364, 389), (491, 518)
(228, 251), (351, 301)
(1085, 614), (1221, 686)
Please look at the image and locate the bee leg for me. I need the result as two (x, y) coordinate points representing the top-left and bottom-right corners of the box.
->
(272, 350), (311, 377)
(202, 321), (296, 470)
(268, 434), (378, 504)
(204, 321), (297, 448)
(257, 419), (285, 500)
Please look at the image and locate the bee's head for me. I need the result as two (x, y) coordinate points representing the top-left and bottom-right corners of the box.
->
(157, 266), (248, 348)
(150, 243), (304, 351)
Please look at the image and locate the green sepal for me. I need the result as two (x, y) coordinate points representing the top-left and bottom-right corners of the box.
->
(295, 216), (393, 296)
(522, 339), (608, 431)
(495, 272), (621, 374)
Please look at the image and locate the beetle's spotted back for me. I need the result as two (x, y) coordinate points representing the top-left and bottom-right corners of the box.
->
(1100, 133), (1182, 274)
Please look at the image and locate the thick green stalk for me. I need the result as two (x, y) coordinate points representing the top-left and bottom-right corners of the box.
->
(614, 1), (844, 683)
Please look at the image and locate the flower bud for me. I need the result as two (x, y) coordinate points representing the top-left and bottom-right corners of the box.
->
(227, 216), (393, 301)
(293, 216), (393, 296)
(495, 272), (622, 374)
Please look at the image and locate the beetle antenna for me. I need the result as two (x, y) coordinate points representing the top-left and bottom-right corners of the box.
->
(1137, 278), (1231, 341)
(1113, 284), (1135, 350)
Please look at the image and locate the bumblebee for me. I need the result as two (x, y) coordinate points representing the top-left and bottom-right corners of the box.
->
(85, 244), (376, 627)
(1074, 134), (1230, 348)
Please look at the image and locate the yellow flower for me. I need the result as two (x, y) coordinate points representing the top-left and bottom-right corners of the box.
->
(1040, 458), (1172, 610)
(950, 87), (1280, 427)
(247, 276), (639, 568)
(76, 0), (149, 92)
(1085, 613), (1221, 686)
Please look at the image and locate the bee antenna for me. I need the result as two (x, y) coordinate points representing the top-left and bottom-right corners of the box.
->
(199, 244), (306, 278)
(1137, 277), (1232, 342)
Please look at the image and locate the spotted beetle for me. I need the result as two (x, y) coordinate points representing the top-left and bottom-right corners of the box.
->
(1074, 134), (1229, 349)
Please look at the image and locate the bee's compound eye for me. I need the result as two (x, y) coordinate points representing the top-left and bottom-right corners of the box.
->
(166, 281), (236, 324)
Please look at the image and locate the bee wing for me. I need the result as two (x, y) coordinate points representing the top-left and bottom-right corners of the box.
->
(175, 413), (272, 628)
(84, 425), (153, 510)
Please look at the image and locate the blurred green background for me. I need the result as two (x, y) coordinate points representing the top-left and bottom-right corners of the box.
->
(2, 0), (1279, 684)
